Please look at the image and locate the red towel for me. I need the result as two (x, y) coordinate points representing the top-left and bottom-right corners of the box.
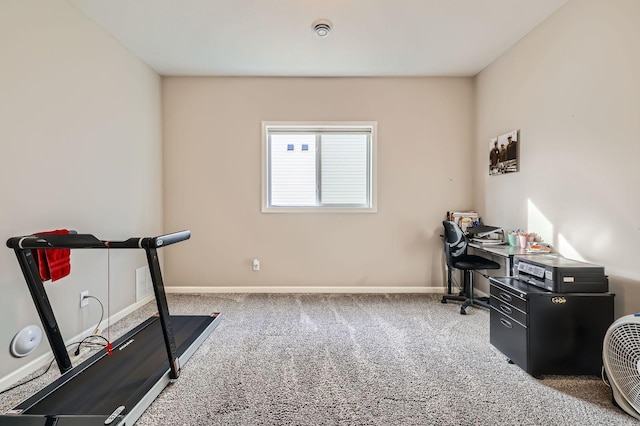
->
(34, 230), (71, 282)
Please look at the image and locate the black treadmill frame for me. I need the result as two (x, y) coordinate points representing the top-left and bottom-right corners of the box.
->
(6, 230), (189, 379)
(1, 230), (223, 425)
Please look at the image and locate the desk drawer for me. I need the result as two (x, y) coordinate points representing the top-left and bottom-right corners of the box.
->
(490, 308), (528, 372)
(490, 284), (527, 313)
(490, 297), (526, 326)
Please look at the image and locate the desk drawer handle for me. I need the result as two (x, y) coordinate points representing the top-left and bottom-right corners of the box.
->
(499, 292), (512, 303)
(500, 318), (513, 329)
(500, 304), (512, 315)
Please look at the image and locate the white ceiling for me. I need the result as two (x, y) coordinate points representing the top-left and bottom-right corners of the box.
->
(68, 0), (568, 77)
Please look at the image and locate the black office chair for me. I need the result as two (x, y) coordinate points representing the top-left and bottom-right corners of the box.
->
(441, 220), (501, 315)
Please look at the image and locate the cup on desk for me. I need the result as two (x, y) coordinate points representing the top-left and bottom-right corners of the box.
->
(508, 234), (518, 247)
(519, 235), (528, 248)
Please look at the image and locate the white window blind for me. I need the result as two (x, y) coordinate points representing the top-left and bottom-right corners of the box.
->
(270, 134), (316, 206)
(320, 134), (368, 205)
(262, 122), (376, 213)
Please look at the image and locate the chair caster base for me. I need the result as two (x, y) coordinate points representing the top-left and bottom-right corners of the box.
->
(460, 307), (467, 315)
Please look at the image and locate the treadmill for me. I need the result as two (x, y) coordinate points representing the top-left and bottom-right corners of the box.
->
(1, 230), (221, 426)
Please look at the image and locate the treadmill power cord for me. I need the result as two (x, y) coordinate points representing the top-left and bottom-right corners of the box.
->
(74, 335), (110, 356)
(0, 359), (55, 395)
(0, 341), (107, 395)
(83, 295), (104, 334)
(2, 295), (107, 395)
(74, 295), (106, 356)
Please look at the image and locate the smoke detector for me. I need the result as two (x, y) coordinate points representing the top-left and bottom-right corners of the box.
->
(312, 19), (332, 37)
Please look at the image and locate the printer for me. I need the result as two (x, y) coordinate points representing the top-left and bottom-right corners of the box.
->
(513, 254), (608, 293)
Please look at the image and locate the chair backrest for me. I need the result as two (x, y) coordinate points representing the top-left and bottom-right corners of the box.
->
(442, 220), (467, 266)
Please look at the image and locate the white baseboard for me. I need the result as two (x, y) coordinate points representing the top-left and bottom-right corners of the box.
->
(0, 295), (154, 393)
(165, 286), (446, 294)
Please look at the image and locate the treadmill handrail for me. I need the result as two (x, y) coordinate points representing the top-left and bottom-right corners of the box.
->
(6, 230), (191, 250)
(6, 229), (191, 376)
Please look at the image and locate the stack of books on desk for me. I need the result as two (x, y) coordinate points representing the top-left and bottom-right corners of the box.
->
(446, 211), (480, 233)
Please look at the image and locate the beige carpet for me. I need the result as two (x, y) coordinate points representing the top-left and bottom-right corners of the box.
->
(1, 293), (636, 425)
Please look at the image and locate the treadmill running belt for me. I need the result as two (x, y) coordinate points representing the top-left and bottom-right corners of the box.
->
(18, 315), (214, 416)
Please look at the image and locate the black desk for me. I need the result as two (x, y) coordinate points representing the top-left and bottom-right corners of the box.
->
(468, 242), (537, 276)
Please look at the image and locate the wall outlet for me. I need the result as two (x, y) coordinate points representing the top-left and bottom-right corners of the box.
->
(80, 290), (89, 308)
(252, 259), (260, 271)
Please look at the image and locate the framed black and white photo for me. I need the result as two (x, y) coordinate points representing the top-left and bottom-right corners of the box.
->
(489, 130), (519, 175)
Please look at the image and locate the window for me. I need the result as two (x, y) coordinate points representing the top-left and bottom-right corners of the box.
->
(262, 122), (377, 212)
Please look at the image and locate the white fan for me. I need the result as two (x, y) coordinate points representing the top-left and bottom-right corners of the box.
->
(603, 313), (640, 419)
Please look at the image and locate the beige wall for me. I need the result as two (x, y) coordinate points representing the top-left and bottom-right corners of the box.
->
(162, 77), (474, 290)
(474, 0), (640, 316)
(5, 0), (637, 391)
(0, 0), (163, 381)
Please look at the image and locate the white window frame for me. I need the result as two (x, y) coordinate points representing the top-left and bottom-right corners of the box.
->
(262, 121), (377, 213)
